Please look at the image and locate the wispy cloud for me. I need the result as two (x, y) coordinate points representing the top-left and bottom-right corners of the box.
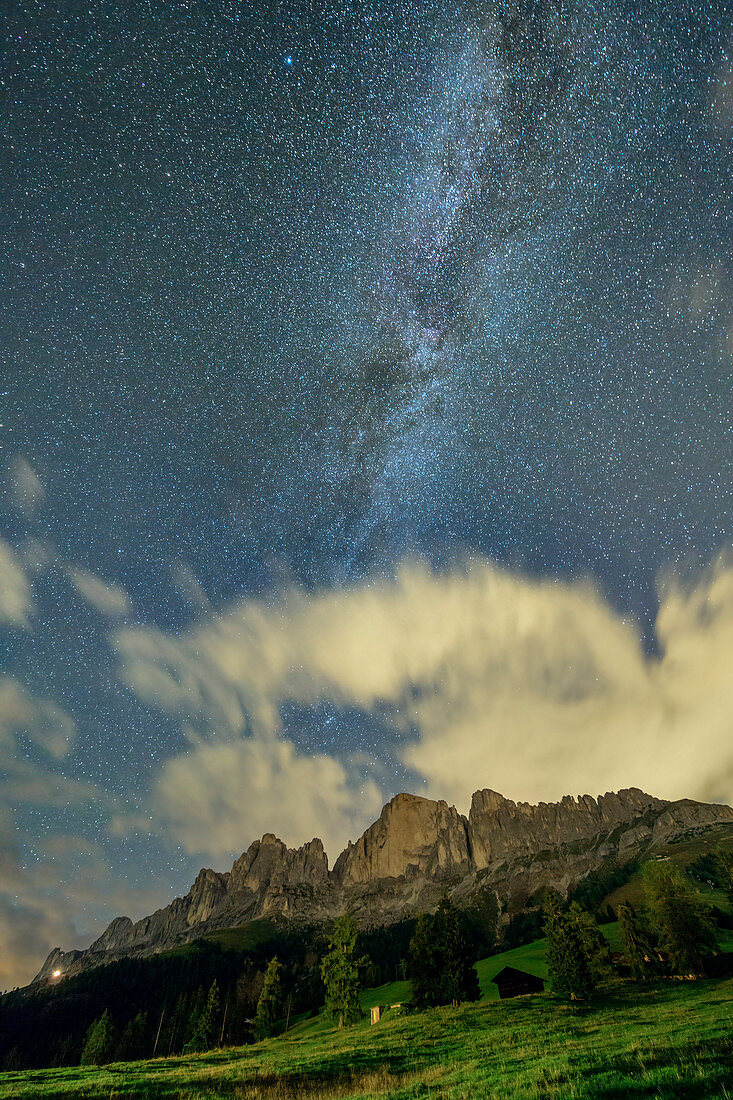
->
(113, 555), (733, 867)
(5, 455), (45, 516)
(66, 567), (132, 619)
(0, 539), (33, 627)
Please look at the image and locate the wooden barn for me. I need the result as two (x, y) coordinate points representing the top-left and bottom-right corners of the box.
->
(490, 966), (545, 999)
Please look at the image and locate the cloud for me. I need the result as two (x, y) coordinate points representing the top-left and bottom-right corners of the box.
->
(113, 555), (733, 865)
(0, 889), (79, 992)
(398, 560), (733, 809)
(0, 676), (77, 761)
(170, 561), (211, 612)
(0, 811), (166, 989)
(5, 455), (45, 515)
(0, 538), (33, 627)
(0, 811), (76, 990)
(0, 677), (94, 817)
(0, 678), (105, 985)
(148, 738), (383, 863)
(66, 567), (132, 619)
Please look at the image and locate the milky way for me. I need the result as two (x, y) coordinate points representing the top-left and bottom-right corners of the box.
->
(0, 0), (731, 987)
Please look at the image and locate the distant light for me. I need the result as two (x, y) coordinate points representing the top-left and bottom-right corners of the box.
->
(285, 56), (293, 65)
(52, 969), (61, 978)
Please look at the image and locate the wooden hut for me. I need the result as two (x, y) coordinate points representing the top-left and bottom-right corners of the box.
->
(370, 1005), (385, 1024)
(490, 966), (545, 999)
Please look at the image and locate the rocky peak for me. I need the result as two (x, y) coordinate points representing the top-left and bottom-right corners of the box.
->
(187, 867), (229, 925)
(31, 784), (733, 985)
(229, 834), (329, 895)
(89, 915), (134, 953)
(468, 786), (666, 866)
(334, 791), (471, 884)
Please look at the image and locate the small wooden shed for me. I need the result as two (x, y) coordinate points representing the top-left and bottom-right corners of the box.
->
(370, 1005), (386, 1024)
(490, 966), (545, 999)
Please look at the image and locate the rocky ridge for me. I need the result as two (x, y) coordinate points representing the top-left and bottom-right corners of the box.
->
(34, 787), (733, 982)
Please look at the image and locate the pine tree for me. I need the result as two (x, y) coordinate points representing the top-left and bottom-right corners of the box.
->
(165, 993), (188, 1055)
(187, 981), (220, 1052)
(408, 912), (441, 1009)
(117, 1010), (148, 1061)
(617, 901), (660, 978)
(182, 988), (204, 1053)
(464, 887), (499, 953)
(571, 902), (613, 982)
(543, 896), (610, 1000)
(642, 860), (717, 976)
(320, 914), (363, 1028)
(254, 956), (284, 1040)
(408, 897), (480, 1009)
(716, 849), (733, 908)
(80, 1010), (116, 1065)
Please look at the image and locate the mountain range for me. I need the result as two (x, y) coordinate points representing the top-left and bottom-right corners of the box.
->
(35, 786), (733, 983)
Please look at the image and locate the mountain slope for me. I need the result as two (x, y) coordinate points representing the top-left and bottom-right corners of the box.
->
(34, 786), (733, 983)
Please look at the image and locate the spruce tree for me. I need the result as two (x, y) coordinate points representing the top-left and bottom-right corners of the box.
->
(716, 849), (733, 908)
(464, 887), (499, 953)
(642, 860), (717, 976)
(188, 981), (220, 1052)
(80, 1010), (115, 1065)
(617, 901), (660, 978)
(408, 896), (480, 1009)
(117, 1010), (148, 1061)
(320, 914), (363, 1028)
(543, 896), (610, 1000)
(254, 956), (284, 1040)
(408, 913), (440, 1009)
(571, 902), (613, 982)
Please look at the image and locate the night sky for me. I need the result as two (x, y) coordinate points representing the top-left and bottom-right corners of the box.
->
(1, 0), (731, 988)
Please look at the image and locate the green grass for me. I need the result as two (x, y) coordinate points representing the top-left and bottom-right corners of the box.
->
(5, 922), (733, 1100)
(294, 924), (626, 1040)
(285, 980), (414, 1041)
(475, 938), (550, 998)
(201, 921), (282, 953)
(602, 824), (733, 913)
(1, 977), (731, 1099)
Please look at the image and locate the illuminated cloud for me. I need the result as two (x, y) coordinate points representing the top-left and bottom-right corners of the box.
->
(6, 455), (45, 515)
(148, 737), (383, 864)
(0, 677), (77, 762)
(66, 567), (132, 619)
(0, 538), (33, 627)
(115, 556), (733, 863)
(0, 814), (167, 990)
(0, 688), (107, 989)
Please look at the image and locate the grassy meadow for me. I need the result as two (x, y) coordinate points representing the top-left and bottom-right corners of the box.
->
(603, 824), (733, 913)
(2, 928), (732, 1100)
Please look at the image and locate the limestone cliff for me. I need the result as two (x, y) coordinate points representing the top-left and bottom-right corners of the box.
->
(333, 793), (472, 884)
(33, 786), (733, 983)
(467, 787), (664, 866)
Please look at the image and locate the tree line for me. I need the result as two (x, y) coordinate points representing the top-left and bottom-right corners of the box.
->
(544, 856), (728, 999)
(3, 848), (731, 1067)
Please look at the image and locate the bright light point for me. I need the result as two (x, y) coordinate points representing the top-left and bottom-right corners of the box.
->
(285, 56), (293, 66)
(52, 969), (61, 978)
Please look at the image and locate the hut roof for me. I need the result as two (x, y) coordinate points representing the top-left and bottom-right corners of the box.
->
(491, 966), (543, 984)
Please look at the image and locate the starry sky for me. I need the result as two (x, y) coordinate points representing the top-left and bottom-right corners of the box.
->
(1, 0), (731, 988)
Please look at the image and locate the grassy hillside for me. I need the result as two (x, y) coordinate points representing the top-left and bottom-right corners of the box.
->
(200, 920), (283, 953)
(600, 824), (733, 913)
(288, 922), (629, 1042)
(1, 976), (731, 1099)
(6, 928), (731, 1098)
(3, 830), (730, 1096)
